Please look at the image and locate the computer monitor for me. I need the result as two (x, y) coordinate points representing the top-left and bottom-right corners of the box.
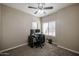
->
(35, 29), (40, 33)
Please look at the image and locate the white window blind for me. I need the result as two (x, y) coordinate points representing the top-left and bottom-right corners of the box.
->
(42, 21), (55, 36)
(32, 22), (38, 29)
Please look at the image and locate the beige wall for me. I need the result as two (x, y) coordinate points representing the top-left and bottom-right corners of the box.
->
(0, 5), (38, 51)
(0, 5), (2, 50)
(41, 4), (79, 52)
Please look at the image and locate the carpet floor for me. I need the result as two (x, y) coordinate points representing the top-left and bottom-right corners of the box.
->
(1, 43), (79, 56)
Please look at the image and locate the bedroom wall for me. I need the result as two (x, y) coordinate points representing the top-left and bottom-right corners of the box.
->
(41, 4), (79, 52)
(0, 5), (2, 50)
(0, 5), (38, 51)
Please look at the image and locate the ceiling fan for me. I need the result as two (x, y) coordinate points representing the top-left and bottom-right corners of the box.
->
(28, 3), (53, 14)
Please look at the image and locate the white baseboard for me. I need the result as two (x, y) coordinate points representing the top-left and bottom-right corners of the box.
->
(52, 42), (79, 54)
(52, 42), (57, 45)
(58, 45), (79, 54)
(0, 43), (27, 53)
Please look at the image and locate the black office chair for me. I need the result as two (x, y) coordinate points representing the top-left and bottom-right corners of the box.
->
(28, 29), (45, 48)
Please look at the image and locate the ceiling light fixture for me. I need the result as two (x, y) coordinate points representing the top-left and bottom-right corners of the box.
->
(28, 3), (53, 14)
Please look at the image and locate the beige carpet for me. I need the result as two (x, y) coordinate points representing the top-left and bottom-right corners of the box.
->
(2, 43), (79, 56)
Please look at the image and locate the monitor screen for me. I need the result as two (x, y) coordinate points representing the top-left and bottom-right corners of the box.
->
(35, 29), (40, 33)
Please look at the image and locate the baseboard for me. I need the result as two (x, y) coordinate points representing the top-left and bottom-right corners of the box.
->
(58, 45), (79, 54)
(52, 42), (79, 54)
(52, 42), (57, 45)
(0, 43), (27, 53)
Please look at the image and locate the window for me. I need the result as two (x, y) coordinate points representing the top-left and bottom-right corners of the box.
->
(42, 23), (48, 35)
(32, 22), (38, 29)
(49, 21), (55, 36)
(42, 21), (55, 36)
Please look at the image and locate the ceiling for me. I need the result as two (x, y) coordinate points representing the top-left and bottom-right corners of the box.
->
(3, 3), (74, 17)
